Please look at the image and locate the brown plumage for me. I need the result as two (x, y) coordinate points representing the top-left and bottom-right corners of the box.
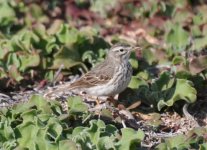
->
(45, 43), (138, 98)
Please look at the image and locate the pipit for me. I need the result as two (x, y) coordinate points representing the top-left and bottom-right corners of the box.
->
(45, 43), (139, 99)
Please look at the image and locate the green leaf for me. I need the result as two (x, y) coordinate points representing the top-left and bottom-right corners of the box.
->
(20, 109), (38, 124)
(51, 46), (83, 70)
(129, 52), (139, 69)
(8, 65), (23, 81)
(137, 72), (197, 110)
(142, 48), (157, 65)
(67, 96), (88, 114)
(12, 95), (52, 114)
(97, 137), (116, 150)
(11, 30), (39, 51)
(191, 35), (207, 51)
(116, 128), (144, 150)
(166, 23), (189, 51)
(0, 1), (16, 27)
(47, 118), (63, 142)
(56, 24), (79, 44)
(59, 140), (77, 150)
(156, 135), (188, 149)
(0, 121), (15, 143)
(164, 134), (189, 149)
(200, 143), (207, 150)
(172, 55), (185, 65)
(18, 51), (40, 71)
(88, 120), (106, 144)
(155, 143), (167, 150)
(157, 78), (197, 110)
(29, 95), (52, 114)
(33, 24), (58, 54)
(72, 126), (93, 149)
(128, 76), (148, 89)
(16, 122), (38, 149)
(72, 120), (116, 149)
(151, 72), (172, 91)
(7, 53), (21, 68)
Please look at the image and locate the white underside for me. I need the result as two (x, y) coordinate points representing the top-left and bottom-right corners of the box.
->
(84, 83), (118, 96)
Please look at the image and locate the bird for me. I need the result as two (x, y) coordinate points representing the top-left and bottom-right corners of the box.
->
(45, 43), (139, 99)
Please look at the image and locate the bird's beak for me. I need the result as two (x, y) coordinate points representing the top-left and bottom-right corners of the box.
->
(128, 46), (141, 52)
(132, 46), (141, 51)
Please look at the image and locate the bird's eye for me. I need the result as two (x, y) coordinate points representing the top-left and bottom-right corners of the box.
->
(119, 49), (124, 52)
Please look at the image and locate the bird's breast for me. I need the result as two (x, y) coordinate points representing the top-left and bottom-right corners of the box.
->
(83, 62), (132, 97)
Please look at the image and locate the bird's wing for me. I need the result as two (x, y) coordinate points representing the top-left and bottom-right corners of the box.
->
(44, 60), (115, 98)
(69, 61), (115, 89)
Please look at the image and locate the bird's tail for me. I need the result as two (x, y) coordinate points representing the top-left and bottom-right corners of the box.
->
(43, 83), (75, 99)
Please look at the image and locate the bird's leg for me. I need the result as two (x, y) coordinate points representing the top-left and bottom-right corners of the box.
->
(95, 96), (108, 104)
(106, 95), (118, 107)
(95, 96), (100, 106)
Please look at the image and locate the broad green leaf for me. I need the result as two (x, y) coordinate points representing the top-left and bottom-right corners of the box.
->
(72, 126), (85, 136)
(59, 140), (77, 150)
(200, 143), (207, 150)
(29, 95), (52, 114)
(172, 56), (185, 65)
(151, 72), (172, 91)
(8, 65), (23, 81)
(166, 24), (189, 51)
(51, 46), (83, 69)
(129, 52), (139, 69)
(1, 139), (17, 150)
(157, 79), (197, 110)
(116, 128), (144, 150)
(0, 121), (15, 142)
(11, 30), (39, 51)
(67, 96), (88, 114)
(97, 137), (116, 150)
(165, 134), (190, 149)
(155, 143), (167, 150)
(0, 1), (16, 27)
(137, 72), (197, 110)
(142, 48), (157, 65)
(16, 120), (58, 150)
(72, 120), (116, 149)
(87, 120), (105, 144)
(16, 122), (38, 149)
(18, 51), (40, 71)
(56, 24), (79, 44)
(191, 35), (207, 51)
(33, 24), (58, 54)
(96, 124), (117, 149)
(173, 10), (192, 24)
(128, 76), (148, 89)
(156, 135), (189, 149)
(37, 114), (51, 122)
(7, 53), (21, 68)
(193, 7), (207, 25)
(103, 124), (118, 137)
(191, 25), (202, 37)
(129, 58), (138, 69)
(82, 50), (96, 64)
(72, 126), (93, 150)
(47, 118), (63, 142)
(20, 109), (38, 123)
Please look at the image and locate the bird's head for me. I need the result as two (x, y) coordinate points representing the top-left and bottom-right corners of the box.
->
(108, 43), (140, 63)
